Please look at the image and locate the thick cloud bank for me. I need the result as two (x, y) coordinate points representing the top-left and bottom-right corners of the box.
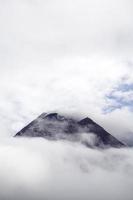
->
(0, 138), (133, 200)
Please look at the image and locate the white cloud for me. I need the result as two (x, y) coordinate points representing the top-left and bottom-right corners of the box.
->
(0, 55), (133, 143)
(0, 0), (133, 139)
(0, 1), (133, 199)
(0, 138), (133, 200)
(0, 0), (132, 140)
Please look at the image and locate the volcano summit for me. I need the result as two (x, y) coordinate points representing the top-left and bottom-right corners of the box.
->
(15, 113), (125, 148)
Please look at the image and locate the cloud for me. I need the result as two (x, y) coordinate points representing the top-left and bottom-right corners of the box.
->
(104, 81), (133, 113)
(0, 0), (133, 142)
(1, 1), (133, 131)
(0, 138), (133, 200)
(0, 1), (133, 199)
(0, 55), (133, 144)
(0, 0), (133, 59)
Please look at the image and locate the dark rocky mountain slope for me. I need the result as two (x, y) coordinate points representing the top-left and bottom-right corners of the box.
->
(15, 113), (125, 148)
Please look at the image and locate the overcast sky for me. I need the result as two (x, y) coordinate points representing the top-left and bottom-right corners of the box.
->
(0, 0), (133, 144)
(1, 1), (133, 200)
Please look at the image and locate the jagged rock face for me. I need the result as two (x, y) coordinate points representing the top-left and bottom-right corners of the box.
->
(15, 113), (125, 148)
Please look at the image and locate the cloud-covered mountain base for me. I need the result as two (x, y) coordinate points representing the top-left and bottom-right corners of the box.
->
(0, 138), (133, 200)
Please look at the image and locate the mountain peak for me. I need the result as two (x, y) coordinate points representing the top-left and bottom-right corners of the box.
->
(15, 112), (125, 148)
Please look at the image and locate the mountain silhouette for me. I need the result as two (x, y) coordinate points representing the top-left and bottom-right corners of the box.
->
(15, 113), (125, 148)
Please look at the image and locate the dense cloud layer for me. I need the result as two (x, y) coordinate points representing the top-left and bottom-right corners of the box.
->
(0, 138), (133, 200)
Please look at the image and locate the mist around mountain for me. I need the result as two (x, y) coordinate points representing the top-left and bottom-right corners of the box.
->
(0, 114), (132, 200)
(0, 0), (133, 199)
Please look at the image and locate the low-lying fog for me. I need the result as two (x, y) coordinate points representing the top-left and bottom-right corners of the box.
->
(0, 138), (133, 200)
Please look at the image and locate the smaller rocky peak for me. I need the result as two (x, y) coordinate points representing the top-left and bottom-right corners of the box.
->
(78, 117), (96, 126)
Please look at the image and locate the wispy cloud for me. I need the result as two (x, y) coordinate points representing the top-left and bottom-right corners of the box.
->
(104, 82), (133, 113)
